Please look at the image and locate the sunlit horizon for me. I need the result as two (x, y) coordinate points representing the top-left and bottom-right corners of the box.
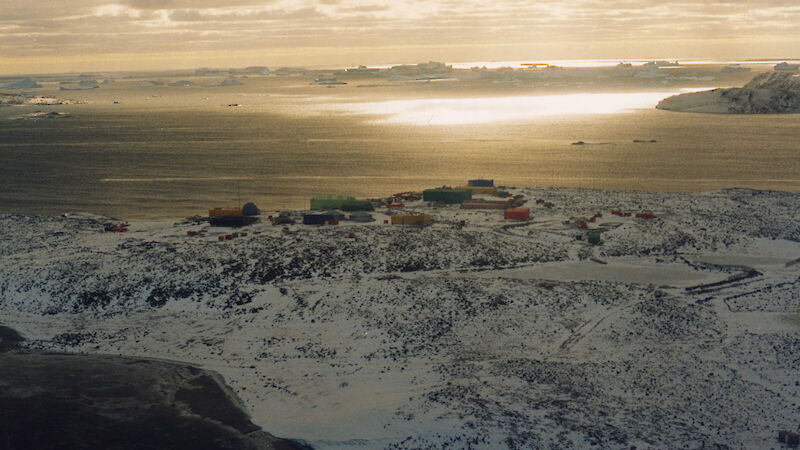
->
(329, 90), (698, 126)
(1, 1), (799, 74)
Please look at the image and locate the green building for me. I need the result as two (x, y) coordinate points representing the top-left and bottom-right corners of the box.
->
(339, 200), (374, 211)
(310, 196), (373, 211)
(423, 188), (473, 204)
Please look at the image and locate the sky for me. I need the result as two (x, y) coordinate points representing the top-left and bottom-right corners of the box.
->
(1, 0), (799, 74)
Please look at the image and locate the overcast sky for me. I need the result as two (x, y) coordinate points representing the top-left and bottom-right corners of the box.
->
(1, 0), (798, 73)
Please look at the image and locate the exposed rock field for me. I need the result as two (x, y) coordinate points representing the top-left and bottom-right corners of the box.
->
(1, 187), (799, 448)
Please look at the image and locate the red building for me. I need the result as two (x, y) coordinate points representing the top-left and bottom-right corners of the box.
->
(504, 208), (530, 220)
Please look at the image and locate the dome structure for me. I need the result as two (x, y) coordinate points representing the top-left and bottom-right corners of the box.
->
(242, 202), (260, 216)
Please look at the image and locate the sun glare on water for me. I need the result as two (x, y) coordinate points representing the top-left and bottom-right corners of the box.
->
(335, 92), (678, 125)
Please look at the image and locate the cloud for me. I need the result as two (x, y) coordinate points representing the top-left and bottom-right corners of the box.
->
(0, 0), (798, 71)
(123, 0), (271, 9)
(337, 4), (391, 13)
(169, 6), (324, 22)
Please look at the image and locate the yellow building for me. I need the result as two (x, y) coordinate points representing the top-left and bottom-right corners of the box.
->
(209, 207), (242, 217)
(391, 214), (432, 226)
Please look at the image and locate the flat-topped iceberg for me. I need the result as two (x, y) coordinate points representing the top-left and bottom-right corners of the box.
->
(1, 77), (42, 89)
(60, 80), (99, 91)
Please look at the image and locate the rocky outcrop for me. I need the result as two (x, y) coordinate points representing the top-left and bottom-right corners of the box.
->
(657, 72), (800, 113)
(743, 71), (800, 91)
(0, 326), (311, 450)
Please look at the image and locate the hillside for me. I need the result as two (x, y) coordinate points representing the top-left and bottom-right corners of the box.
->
(0, 326), (310, 450)
(1, 187), (799, 448)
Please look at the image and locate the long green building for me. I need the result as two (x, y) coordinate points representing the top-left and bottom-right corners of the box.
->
(422, 188), (473, 204)
(310, 196), (374, 211)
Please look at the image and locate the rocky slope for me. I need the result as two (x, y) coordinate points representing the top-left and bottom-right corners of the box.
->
(0, 326), (310, 450)
(657, 71), (800, 113)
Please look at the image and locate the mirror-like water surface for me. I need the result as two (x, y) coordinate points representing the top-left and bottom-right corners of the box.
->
(334, 92), (685, 125)
(1, 82), (798, 220)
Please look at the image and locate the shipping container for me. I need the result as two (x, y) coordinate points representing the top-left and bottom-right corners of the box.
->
(504, 208), (530, 220)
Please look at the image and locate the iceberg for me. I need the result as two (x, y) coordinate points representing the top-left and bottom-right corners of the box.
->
(722, 65), (750, 73)
(2, 77), (42, 89)
(60, 80), (99, 91)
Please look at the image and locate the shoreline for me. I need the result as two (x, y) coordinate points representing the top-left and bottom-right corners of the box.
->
(3, 186), (799, 223)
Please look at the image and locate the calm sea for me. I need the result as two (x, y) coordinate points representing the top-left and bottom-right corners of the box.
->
(1, 80), (799, 220)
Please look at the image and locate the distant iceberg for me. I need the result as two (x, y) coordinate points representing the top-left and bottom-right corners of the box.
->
(204, 78), (243, 87)
(721, 65), (750, 73)
(60, 80), (99, 91)
(311, 77), (346, 85)
(195, 67), (229, 76)
(2, 78), (42, 89)
(18, 111), (70, 120)
(229, 66), (269, 75)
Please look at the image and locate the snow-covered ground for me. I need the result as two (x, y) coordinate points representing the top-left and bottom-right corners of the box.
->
(1, 187), (799, 449)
